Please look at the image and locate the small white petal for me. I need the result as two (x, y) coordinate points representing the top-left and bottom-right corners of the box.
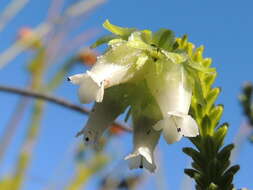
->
(181, 115), (199, 137)
(77, 89), (127, 145)
(143, 158), (156, 172)
(138, 147), (153, 164)
(78, 74), (102, 103)
(68, 73), (86, 85)
(124, 152), (141, 169)
(124, 148), (156, 173)
(154, 116), (183, 144)
(155, 113), (199, 144)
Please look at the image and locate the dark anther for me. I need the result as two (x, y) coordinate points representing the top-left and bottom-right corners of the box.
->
(67, 77), (71, 81)
(139, 165), (143, 169)
(146, 130), (151, 135)
(177, 128), (181, 132)
(153, 57), (157, 62)
(85, 137), (89, 142)
(151, 44), (156, 47)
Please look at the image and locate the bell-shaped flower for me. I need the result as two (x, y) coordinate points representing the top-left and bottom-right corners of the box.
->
(76, 85), (130, 145)
(68, 34), (148, 104)
(147, 61), (199, 144)
(125, 117), (161, 172)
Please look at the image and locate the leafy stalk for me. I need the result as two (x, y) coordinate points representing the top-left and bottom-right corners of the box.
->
(177, 37), (240, 190)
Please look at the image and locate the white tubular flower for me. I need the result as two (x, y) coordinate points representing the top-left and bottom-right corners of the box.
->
(76, 103), (114, 145)
(147, 62), (199, 144)
(125, 117), (161, 173)
(76, 87), (128, 145)
(68, 35), (148, 104)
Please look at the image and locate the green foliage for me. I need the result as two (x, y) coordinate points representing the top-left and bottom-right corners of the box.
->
(103, 19), (136, 39)
(151, 28), (175, 51)
(176, 37), (240, 190)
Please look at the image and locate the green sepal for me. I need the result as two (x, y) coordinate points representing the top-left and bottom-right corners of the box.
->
(127, 33), (151, 51)
(204, 72), (217, 90)
(224, 165), (240, 183)
(141, 30), (153, 44)
(184, 168), (201, 179)
(90, 34), (118, 48)
(217, 144), (234, 162)
(180, 34), (188, 48)
(183, 147), (203, 165)
(192, 46), (204, 62)
(216, 159), (230, 178)
(213, 123), (228, 150)
(190, 135), (202, 152)
(222, 165), (240, 178)
(152, 28), (175, 51)
(218, 165), (239, 188)
(202, 58), (212, 67)
(187, 59), (216, 74)
(209, 105), (224, 128)
(103, 20), (136, 39)
(205, 88), (221, 111)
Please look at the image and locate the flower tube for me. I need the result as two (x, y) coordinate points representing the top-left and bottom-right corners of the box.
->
(76, 84), (132, 145)
(147, 61), (199, 144)
(125, 117), (161, 172)
(68, 35), (148, 104)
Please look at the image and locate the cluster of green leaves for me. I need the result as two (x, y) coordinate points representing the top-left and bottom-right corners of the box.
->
(176, 37), (240, 190)
(239, 82), (253, 141)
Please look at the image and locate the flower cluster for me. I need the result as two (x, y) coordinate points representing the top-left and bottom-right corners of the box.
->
(68, 20), (215, 172)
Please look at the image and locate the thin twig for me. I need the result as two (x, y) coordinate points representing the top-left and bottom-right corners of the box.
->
(0, 85), (132, 132)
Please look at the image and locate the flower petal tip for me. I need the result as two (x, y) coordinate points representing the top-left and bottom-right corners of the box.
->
(78, 77), (104, 104)
(125, 151), (156, 173)
(76, 128), (98, 145)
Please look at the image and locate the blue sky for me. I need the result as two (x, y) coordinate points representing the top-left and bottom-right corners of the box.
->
(0, 0), (253, 189)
